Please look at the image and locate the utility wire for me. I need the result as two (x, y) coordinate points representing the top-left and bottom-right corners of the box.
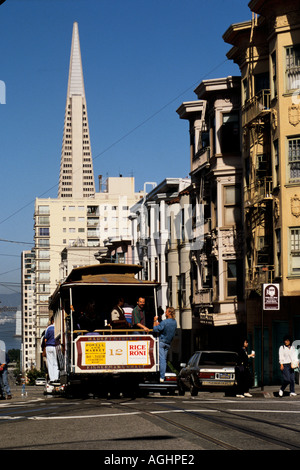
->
(0, 58), (229, 228)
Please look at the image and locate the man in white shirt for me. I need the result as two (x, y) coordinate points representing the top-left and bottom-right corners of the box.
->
(279, 335), (298, 397)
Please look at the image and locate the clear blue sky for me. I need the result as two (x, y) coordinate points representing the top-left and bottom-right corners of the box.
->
(0, 0), (252, 295)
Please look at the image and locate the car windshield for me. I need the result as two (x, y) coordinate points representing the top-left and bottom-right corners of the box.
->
(199, 352), (238, 366)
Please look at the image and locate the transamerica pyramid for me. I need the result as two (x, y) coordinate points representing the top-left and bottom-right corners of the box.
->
(58, 22), (95, 198)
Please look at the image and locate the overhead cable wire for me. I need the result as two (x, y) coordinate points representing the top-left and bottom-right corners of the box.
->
(0, 58), (229, 228)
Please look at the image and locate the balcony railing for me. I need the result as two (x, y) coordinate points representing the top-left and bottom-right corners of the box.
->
(194, 288), (213, 306)
(191, 146), (210, 173)
(87, 229), (100, 238)
(246, 265), (275, 292)
(242, 89), (270, 127)
(244, 177), (273, 207)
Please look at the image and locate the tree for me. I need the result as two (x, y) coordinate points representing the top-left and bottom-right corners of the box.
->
(7, 349), (20, 363)
(26, 368), (45, 386)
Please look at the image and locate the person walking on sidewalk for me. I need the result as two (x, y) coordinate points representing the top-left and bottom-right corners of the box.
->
(0, 341), (12, 399)
(236, 339), (255, 398)
(279, 335), (298, 397)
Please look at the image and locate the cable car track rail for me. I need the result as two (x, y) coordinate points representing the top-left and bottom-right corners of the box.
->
(112, 397), (300, 451)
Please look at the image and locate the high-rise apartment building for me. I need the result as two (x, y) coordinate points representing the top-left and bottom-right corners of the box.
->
(21, 250), (36, 371)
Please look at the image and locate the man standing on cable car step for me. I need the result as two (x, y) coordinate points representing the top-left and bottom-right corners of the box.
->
(45, 316), (60, 384)
(153, 307), (177, 382)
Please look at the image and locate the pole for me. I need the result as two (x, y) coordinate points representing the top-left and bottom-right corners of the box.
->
(261, 297), (264, 391)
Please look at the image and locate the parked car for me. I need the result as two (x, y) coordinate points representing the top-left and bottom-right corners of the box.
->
(177, 350), (238, 396)
(35, 377), (46, 386)
(44, 382), (59, 395)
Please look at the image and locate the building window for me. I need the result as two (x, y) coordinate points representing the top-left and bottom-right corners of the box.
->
(154, 257), (159, 282)
(254, 72), (269, 94)
(38, 205), (50, 215)
(289, 228), (300, 275)
(177, 273), (186, 308)
(38, 216), (49, 225)
(168, 276), (172, 306)
(38, 261), (50, 271)
(220, 112), (240, 153)
(256, 153), (267, 179)
(226, 260), (243, 298)
(288, 136), (300, 183)
(38, 272), (50, 282)
(271, 51), (277, 98)
(223, 185), (241, 226)
(181, 208), (185, 242)
(286, 45), (300, 92)
(275, 228), (281, 278)
(242, 78), (249, 104)
(38, 239), (49, 247)
(38, 250), (50, 259)
(273, 139), (279, 186)
(39, 227), (49, 236)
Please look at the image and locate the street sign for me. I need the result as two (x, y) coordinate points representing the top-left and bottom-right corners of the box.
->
(263, 283), (280, 310)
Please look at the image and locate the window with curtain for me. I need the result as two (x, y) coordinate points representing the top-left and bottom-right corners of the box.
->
(286, 45), (300, 92)
(288, 136), (300, 182)
(224, 185), (241, 226)
(290, 228), (300, 275)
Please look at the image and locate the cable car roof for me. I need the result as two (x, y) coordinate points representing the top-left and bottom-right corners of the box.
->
(64, 263), (158, 285)
(49, 263), (159, 307)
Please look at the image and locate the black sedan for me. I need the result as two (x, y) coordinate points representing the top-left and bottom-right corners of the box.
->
(177, 350), (238, 396)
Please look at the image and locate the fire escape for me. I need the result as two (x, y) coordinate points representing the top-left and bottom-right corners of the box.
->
(243, 89), (274, 294)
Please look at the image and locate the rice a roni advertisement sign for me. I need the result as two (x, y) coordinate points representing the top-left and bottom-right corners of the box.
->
(75, 335), (157, 372)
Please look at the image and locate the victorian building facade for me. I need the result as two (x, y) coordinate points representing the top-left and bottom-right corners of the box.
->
(223, 0), (300, 384)
(177, 76), (245, 359)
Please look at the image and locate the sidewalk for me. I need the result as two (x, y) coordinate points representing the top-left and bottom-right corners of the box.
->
(249, 386), (280, 398)
(249, 385), (299, 398)
(1, 384), (47, 401)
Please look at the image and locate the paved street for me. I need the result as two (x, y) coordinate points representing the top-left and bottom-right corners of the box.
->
(1, 384), (300, 454)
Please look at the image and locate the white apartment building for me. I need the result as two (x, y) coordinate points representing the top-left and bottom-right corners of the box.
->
(21, 250), (36, 371)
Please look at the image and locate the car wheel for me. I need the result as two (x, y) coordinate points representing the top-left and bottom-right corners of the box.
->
(190, 379), (198, 396)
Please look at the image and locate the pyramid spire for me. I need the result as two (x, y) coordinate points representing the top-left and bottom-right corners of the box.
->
(67, 22), (85, 97)
(58, 22), (95, 198)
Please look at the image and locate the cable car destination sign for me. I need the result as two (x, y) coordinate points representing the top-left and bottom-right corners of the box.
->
(75, 335), (157, 372)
